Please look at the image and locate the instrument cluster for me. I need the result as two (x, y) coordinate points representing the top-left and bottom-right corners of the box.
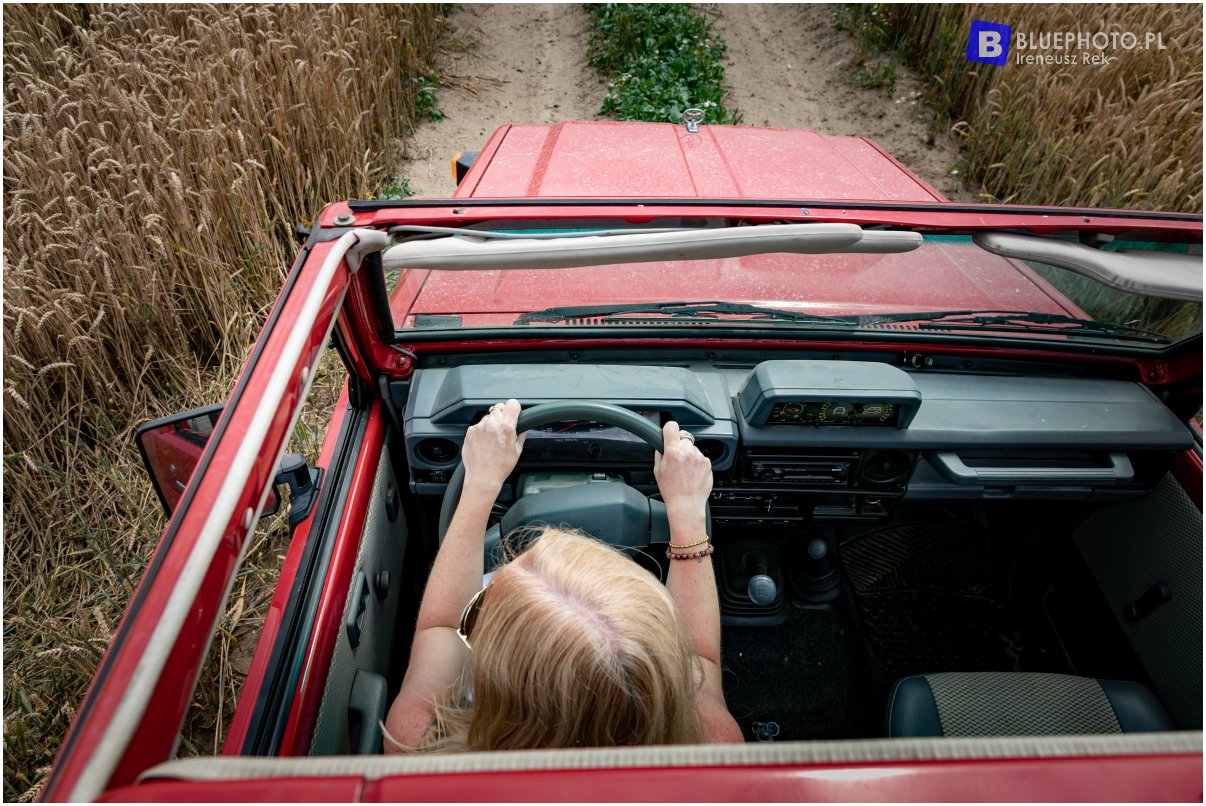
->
(766, 401), (898, 426)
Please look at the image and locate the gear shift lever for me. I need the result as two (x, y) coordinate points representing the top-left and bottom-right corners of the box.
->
(745, 551), (779, 606)
(789, 535), (840, 603)
(719, 540), (785, 625)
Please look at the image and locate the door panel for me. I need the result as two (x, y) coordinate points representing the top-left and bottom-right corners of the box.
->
(311, 443), (407, 755)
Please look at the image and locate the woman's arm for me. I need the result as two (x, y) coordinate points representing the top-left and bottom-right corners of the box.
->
(384, 399), (526, 751)
(656, 421), (743, 743)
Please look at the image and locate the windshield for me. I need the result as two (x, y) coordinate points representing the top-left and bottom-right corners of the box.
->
(386, 225), (1202, 349)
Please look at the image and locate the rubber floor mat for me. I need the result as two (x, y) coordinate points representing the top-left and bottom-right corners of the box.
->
(840, 521), (1027, 680)
(720, 586), (885, 742)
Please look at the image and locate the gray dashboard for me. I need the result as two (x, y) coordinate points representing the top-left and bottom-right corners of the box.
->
(403, 360), (1193, 507)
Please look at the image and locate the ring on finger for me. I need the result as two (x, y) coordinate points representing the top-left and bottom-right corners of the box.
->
(489, 402), (505, 414)
(679, 431), (695, 443)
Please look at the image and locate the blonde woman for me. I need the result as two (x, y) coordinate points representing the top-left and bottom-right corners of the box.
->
(384, 398), (742, 751)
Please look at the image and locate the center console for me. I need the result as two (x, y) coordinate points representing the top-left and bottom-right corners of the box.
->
(712, 361), (923, 523)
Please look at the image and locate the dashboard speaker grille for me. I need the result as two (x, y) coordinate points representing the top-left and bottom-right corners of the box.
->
(860, 450), (912, 485)
(416, 438), (459, 464)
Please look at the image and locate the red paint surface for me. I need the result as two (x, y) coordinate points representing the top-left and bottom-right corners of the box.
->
(139, 428), (206, 513)
(857, 137), (950, 202)
(96, 753), (1202, 802)
(469, 123), (946, 202)
(99, 777), (363, 802)
(452, 126), (509, 198)
(364, 755), (1203, 802)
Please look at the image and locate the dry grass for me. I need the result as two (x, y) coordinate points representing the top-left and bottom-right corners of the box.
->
(847, 4), (1202, 212)
(2, 4), (445, 799)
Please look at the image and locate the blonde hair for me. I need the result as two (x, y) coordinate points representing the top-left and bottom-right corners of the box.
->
(419, 528), (703, 751)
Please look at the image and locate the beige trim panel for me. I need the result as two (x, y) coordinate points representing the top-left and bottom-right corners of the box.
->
(142, 731), (1201, 782)
(974, 231), (1202, 301)
(382, 224), (922, 271)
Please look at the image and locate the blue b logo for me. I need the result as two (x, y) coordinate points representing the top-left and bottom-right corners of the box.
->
(966, 20), (1011, 65)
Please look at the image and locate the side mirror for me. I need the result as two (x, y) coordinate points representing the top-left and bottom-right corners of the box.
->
(135, 403), (280, 519)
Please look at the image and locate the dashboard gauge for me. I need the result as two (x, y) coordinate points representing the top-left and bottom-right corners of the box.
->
(819, 402), (854, 423)
(766, 400), (898, 426)
(873, 403), (895, 423)
(526, 410), (661, 441)
(850, 403), (895, 423)
(541, 420), (623, 436)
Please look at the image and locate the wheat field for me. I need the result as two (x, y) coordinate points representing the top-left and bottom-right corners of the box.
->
(868, 3), (1202, 211)
(2, 4), (444, 798)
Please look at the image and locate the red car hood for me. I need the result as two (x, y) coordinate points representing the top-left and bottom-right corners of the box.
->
(460, 121), (946, 201)
(394, 123), (1078, 326)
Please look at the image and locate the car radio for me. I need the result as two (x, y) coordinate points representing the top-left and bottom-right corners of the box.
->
(746, 452), (858, 484)
(738, 448), (916, 489)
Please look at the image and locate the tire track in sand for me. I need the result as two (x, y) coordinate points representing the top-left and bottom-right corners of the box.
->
(711, 4), (975, 202)
(400, 4), (604, 198)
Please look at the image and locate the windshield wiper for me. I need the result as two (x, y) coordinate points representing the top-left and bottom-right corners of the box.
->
(516, 301), (858, 326)
(517, 305), (1174, 343)
(862, 310), (1172, 344)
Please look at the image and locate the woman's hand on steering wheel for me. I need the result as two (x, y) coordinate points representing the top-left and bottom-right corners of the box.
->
(653, 421), (712, 519)
(463, 398), (527, 491)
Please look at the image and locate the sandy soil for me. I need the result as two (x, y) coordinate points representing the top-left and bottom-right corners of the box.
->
(711, 4), (975, 202)
(400, 3), (973, 202)
(400, 3), (604, 198)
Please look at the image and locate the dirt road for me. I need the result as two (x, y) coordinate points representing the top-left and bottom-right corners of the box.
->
(712, 4), (973, 201)
(400, 3), (972, 201)
(400, 3), (603, 198)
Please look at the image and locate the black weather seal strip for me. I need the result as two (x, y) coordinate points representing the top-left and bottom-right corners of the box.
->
(362, 250), (396, 342)
(43, 241), (314, 795)
(329, 331), (365, 409)
(377, 375), (405, 437)
(306, 225), (357, 246)
(346, 198), (1202, 223)
(390, 324), (1193, 360)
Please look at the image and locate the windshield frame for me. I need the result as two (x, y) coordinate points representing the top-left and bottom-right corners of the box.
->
(326, 198), (1202, 359)
(349, 196), (1203, 228)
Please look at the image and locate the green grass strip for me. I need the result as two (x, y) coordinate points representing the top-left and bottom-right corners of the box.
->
(587, 3), (737, 124)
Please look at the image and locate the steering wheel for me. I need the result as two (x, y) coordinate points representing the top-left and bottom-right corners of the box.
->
(437, 401), (708, 558)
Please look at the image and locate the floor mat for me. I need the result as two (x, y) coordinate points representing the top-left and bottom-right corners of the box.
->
(840, 521), (1029, 680)
(720, 587), (885, 742)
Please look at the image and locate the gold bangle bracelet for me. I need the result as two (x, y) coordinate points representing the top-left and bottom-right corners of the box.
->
(666, 536), (711, 550)
(666, 544), (715, 561)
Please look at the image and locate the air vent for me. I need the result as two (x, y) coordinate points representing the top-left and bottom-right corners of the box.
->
(416, 438), (459, 464)
(568, 317), (689, 326)
(861, 322), (922, 331)
(860, 450), (913, 485)
(695, 439), (726, 461)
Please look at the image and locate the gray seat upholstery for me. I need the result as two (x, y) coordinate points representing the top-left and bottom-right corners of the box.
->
(886, 672), (1174, 738)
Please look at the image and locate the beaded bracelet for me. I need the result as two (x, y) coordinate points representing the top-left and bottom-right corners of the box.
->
(667, 536), (710, 550)
(666, 543), (715, 561)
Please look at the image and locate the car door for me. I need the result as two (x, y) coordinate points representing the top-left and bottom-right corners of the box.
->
(43, 228), (390, 801)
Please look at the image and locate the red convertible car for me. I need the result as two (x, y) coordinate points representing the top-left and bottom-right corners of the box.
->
(45, 122), (1202, 801)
